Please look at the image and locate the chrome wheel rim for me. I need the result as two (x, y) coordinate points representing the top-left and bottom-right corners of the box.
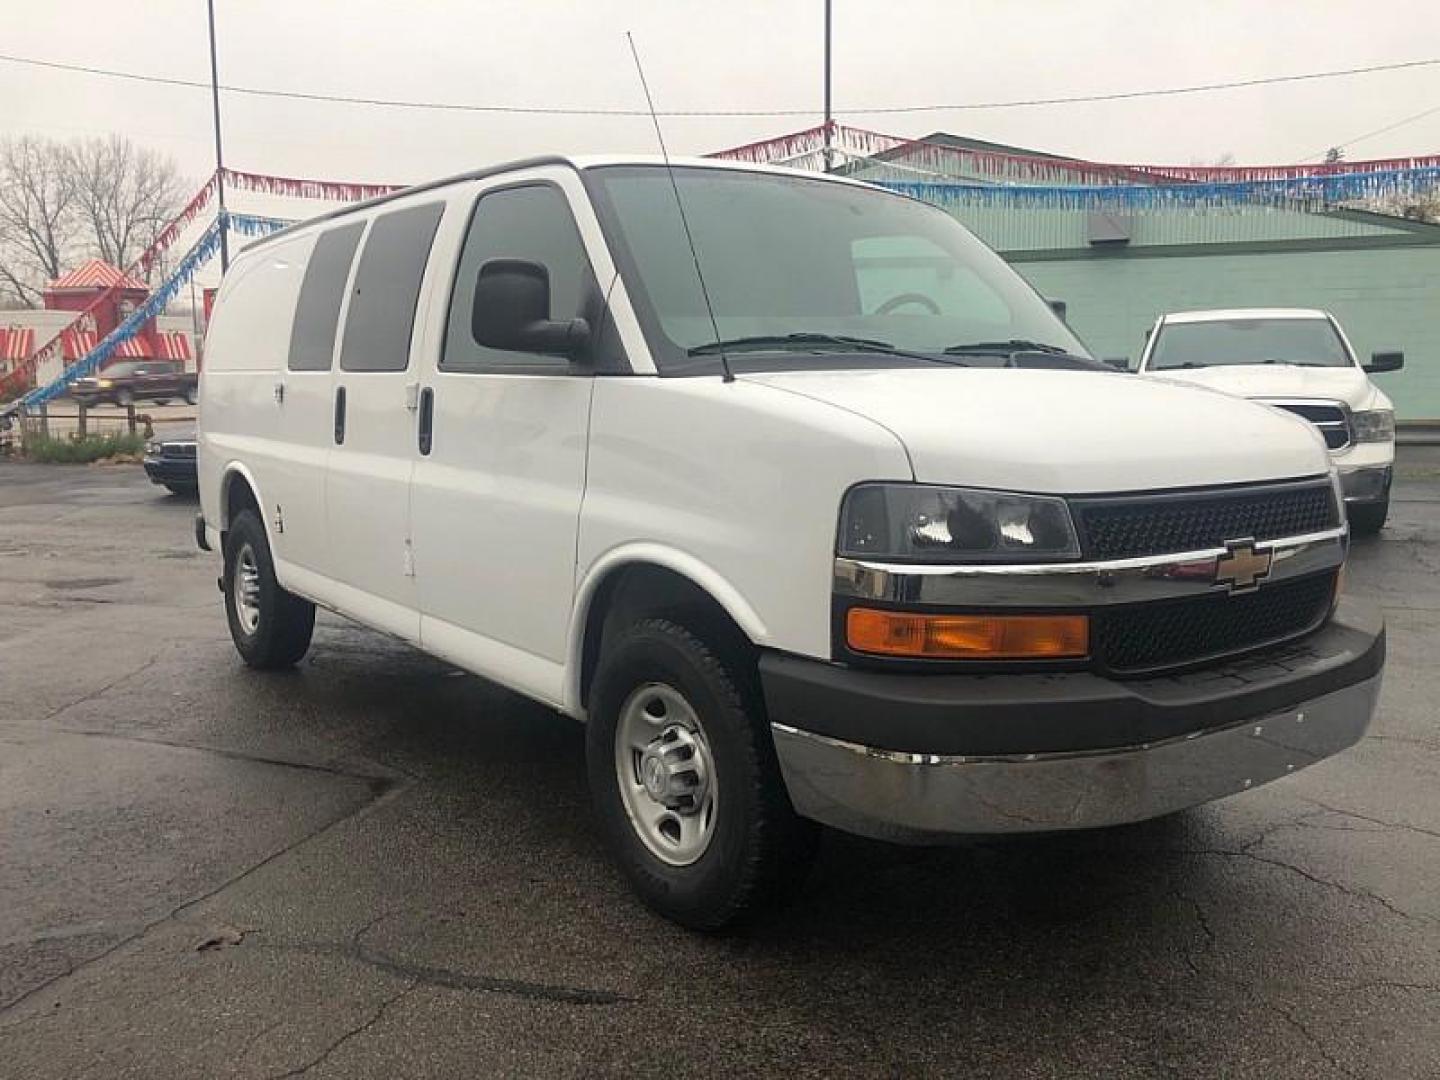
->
(614, 682), (717, 867)
(234, 544), (261, 636)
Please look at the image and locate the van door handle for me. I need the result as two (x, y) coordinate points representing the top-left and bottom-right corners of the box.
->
(417, 387), (434, 456)
(334, 386), (347, 445)
(273, 380), (285, 405)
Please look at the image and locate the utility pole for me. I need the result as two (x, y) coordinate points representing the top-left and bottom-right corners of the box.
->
(823, 0), (834, 172)
(206, 0), (229, 273)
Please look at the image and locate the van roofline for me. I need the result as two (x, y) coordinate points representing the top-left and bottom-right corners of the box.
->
(237, 155), (901, 254)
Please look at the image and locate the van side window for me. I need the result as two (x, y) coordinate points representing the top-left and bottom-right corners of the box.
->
(289, 222), (364, 371)
(339, 203), (445, 373)
(442, 184), (598, 373)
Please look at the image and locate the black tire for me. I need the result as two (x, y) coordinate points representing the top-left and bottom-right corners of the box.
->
(222, 509), (315, 669)
(587, 617), (817, 930)
(154, 398), (171, 406)
(183, 386), (197, 405)
(117, 389), (134, 407)
(1349, 499), (1388, 537)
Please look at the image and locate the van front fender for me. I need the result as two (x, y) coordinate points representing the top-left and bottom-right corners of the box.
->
(565, 543), (770, 717)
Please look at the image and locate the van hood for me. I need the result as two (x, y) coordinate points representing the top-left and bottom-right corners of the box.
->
(740, 368), (1329, 494)
(1141, 363), (1379, 410)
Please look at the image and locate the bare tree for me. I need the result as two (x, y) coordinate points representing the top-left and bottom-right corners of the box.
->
(68, 135), (185, 281)
(0, 137), (78, 307)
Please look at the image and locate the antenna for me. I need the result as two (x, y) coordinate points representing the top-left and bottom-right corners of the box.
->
(625, 32), (733, 383)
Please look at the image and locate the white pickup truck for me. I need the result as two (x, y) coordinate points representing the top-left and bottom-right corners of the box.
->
(196, 157), (1384, 928)
(1134, 308), (1402, 534)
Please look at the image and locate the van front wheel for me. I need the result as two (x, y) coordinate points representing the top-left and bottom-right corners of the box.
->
(586, 618), (817, 930)
(223, 509), (315, 669)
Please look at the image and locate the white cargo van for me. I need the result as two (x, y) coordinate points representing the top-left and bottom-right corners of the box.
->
(197, 158), (1384, 928)
(1134, 308), (1402, 534)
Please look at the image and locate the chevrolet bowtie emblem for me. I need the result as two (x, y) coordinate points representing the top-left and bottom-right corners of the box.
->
(1214, 539), (1272, 594)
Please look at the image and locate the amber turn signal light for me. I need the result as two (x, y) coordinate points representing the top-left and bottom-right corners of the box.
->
(846, 608), (1089, 660)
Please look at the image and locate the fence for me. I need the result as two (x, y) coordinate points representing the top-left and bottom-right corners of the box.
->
(0, 402), (154, 456)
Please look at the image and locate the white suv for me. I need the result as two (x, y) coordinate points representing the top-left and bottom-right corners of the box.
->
(1135, 308), (1402, 534)
(197, 158), (1384, 927)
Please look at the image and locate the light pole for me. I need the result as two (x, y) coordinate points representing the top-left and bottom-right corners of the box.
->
(823, 0), (833, 172)
(206, 0), (229, 273)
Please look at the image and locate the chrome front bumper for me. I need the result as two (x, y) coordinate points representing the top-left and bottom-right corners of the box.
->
(771, 672), (1380, 842)
(1337, 464), (1392, 506)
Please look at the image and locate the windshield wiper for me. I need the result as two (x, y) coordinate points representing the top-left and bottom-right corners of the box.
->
(690, 333), (906, 356)
(942, 339), (1108, 371)
(942, 339), (1071, 356)
(687, 333), (964, 366)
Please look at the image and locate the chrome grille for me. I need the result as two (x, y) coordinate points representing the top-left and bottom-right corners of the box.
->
(1071, 479), (1340, 561)
(160, 442), (197, 459)
(1263, 399), (1351, 451)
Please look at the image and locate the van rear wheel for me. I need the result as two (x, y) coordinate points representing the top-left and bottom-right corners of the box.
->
(223, 509), (315, 669)
(586, 618), (817, 930)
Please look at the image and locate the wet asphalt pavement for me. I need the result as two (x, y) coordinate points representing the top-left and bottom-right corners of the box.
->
(0, 456), (1437, 1078)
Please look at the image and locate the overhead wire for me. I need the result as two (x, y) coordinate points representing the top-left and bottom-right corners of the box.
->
(0, 51), (1436, 118)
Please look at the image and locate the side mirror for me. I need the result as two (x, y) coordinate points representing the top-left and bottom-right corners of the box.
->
(1103, 356), (1132, 372)
(1365, 350), (1404, 374)
(1048, 299), (1068, 321)
(471, 258), (590, 359)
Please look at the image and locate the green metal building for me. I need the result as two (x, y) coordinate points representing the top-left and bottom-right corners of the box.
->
(852, 134), (1440, 422)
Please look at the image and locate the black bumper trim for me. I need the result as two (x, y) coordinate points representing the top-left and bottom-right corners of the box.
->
(143, 459), (198, 487)
(760, 600), (1384, 757)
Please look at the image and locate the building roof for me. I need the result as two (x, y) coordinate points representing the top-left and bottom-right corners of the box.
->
(46, 260), (148, 292)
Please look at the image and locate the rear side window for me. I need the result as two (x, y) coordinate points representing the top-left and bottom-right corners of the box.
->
(289, 222), (364, 371)
(340, 203), (446, 373)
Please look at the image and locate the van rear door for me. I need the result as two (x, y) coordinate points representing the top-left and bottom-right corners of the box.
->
(324, 201), (446, 642)
(269, 221), (364, 577)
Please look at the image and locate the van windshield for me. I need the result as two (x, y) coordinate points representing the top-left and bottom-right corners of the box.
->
(584, 165), (1087, 375)
(1149, 318), (1354, 371)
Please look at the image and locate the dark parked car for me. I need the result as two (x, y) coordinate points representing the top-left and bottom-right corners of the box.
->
(71, 361), (197, 407)
(143, 428), (197, 495)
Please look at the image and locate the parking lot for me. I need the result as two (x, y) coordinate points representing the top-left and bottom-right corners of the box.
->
(0, 456), (1437, 1079)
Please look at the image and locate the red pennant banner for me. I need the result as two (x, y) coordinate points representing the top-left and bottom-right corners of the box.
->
(708, 122), (1440, 185)
(223, 169), (406, 202)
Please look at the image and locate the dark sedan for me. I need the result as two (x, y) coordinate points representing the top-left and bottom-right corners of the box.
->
(143, 429), (197, 495)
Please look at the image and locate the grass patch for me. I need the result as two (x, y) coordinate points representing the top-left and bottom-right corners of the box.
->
(23, 432), (147, 464)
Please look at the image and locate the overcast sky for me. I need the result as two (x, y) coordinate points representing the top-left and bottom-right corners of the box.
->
(5, 0), (1439, 288)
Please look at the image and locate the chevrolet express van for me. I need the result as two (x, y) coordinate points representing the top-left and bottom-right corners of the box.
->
(1135, 308), (1402, 534)
(197, 158), (1384, 928)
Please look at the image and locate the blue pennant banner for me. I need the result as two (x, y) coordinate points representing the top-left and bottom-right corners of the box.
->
(20, 214), (295, 410)
(874, 166), (1440, 210)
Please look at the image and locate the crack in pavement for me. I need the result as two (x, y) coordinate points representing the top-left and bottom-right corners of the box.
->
(1265, 999), (1361, 1080)
(269, 982), (417, 1080)
(1170, 883), (1360, 1078)
(1170, 888), (1217, 979)
(0, 777), (410, 1023)
(1336, 979), (1440, 996)
(248, 931), (637, 1008)
(1297, 798), (1440, 842)
(1, 722), (403, 787)
(1207, 847), (1422, 924)
(30, 654), (161, 726)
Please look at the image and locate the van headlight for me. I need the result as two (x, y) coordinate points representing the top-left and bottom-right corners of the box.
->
(1351, 408), (1394, 443)
(839, 483), (1080, 563)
